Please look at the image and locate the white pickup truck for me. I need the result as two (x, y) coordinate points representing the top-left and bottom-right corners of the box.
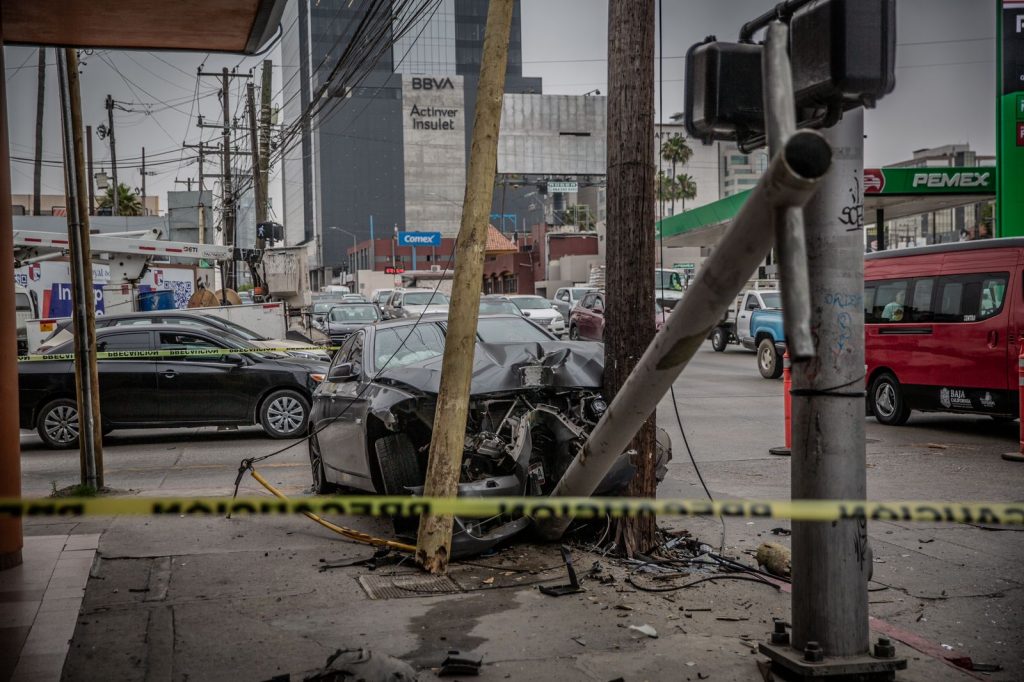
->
(707, 287), (782, 353)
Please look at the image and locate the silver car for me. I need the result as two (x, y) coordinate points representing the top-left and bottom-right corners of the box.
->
(509, 295), (566, 337)
(383, 288), (451, 319)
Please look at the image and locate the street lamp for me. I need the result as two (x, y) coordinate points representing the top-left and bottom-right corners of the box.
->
(326, 225), (359, 275)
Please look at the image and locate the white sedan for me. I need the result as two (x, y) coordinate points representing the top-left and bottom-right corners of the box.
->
(510, 295), (567, 337)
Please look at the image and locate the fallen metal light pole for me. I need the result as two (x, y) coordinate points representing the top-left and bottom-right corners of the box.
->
(537, 129), (833, 540)
(763, 21), (813, 362)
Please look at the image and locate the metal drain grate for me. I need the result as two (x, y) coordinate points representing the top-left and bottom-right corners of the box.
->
(358, 573), (463, 600)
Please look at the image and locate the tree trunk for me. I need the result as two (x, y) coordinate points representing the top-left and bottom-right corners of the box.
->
(605, 0), (657, 557)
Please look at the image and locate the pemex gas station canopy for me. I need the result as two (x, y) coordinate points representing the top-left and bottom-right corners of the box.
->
(656, 166), (996, 248)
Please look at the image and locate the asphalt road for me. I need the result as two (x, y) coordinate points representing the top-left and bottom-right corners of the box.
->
(19, 340), (1024, 675)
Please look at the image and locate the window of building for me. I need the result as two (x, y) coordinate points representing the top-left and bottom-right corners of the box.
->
(730, 154), (748, 165)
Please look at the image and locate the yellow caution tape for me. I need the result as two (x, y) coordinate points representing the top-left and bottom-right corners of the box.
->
(17, 346), (339, 362)
(1, 497), (1021, 525)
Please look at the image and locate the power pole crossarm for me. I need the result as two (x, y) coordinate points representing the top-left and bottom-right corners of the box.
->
(416, 0), (515, 575)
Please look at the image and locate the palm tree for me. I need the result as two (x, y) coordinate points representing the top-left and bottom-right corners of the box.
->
(97, 183), (144, 216)
(655, 171), (682, 218)
(660, 135), (693, 214)
(676, 173), (697, 212)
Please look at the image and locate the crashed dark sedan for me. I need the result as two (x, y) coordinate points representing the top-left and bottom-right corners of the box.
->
(308, 314), (670, 556)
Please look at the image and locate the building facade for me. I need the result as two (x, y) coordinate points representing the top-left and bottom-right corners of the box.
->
(280, 0), (542, 287)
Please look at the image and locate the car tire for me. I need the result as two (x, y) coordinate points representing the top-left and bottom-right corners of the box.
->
(374, 434), (420, 495)
(870, 373), (911, 426)
(569, 324), (580, 341)
(308, 432), (335, 494)
(711, 327), (728, 352)
(36, 398), (80, 449)
(757, 338), (783, 379)
(259, 389), (310, 439)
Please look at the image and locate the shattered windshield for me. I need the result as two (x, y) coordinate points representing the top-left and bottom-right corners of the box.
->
(373, 323), (446, 371)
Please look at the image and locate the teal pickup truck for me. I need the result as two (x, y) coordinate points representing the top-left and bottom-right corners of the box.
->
(749, 306), (785, 378)
(708, 288), (785, 378)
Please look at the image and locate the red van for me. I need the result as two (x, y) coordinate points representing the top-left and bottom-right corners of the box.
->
(864, 239), (1021, 425)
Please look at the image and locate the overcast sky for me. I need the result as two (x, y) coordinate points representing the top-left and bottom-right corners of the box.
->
(3, 0), (997, 216)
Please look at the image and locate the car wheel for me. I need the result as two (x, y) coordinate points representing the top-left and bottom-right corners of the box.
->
(374, 434), (420, 495)
(259, 389), (310, 439)
(711, 327), (728, 352)
(569, 324), (580, 340)
(757, 338), (783, 379)
(869, 373), (911, 426)
(36, 398), (80, 449)
(308, 432), (335, 494)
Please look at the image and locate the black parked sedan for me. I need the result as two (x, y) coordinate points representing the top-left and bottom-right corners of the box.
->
(320, 303), (381, 349)
(20, 324), (329, 449)
(308, 315), (670, 556)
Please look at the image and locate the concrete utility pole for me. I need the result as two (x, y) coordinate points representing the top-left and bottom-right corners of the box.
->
(247, 81), (264, 250)
(416, 0), (514, 575)
(604, 0), (657, 555)
(258, 59), (272, 224)
(1, 29), (26, 570)
(789, 109), (870, 658)
(105, 94), (119, 216)
(86, 125), (95, 215)
(59, 48), (104, 489)
(221, 68), (235, 288)
(32, 48), (44, 216)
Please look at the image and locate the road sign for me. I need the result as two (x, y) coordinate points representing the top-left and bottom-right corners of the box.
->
(547, 181), (579, 194)
(673, 262), (695, 270)
(397, 231), (441, 247)
(384, 267), (406, 274)
(862, 168), (994, 195)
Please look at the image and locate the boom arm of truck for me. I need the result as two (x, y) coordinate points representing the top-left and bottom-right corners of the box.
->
(14, 228), (234, 284)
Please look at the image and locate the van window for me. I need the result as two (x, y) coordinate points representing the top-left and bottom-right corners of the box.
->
(934, 273), (1008, 323)
(866, 280), (908, 323)
(908, 278), (934, 323)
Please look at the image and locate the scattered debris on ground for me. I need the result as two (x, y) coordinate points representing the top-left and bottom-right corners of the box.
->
(755, 543), (791, 579)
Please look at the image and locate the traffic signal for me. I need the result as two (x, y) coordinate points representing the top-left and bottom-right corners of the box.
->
(683, 0), (896, 150)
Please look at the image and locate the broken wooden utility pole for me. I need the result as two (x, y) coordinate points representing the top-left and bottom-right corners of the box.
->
(416, 0), (514, 575)
(604, 0), (657, 556)
(58, 48), (104, 488)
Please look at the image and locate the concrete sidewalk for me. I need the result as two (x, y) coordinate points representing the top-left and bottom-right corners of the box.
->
(15, 512), (996, 682)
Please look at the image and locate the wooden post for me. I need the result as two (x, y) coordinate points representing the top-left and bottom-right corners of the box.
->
(605, 0), (657, 556)
(416, 0), (514, 574)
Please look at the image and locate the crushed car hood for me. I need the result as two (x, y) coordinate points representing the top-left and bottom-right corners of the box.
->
(377, 341), (604, 394)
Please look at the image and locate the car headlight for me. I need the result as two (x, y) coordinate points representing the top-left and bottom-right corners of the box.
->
(554, 314), (565, 324)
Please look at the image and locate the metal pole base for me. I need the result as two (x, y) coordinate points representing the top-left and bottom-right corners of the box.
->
(759, 642), (907, 681)
(769, 446), (792, 456)
(1001, 452), (1024, 462)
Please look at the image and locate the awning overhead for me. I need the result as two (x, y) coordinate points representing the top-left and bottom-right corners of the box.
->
(657, 167), (997, 248)
(2, 0), (285, 54)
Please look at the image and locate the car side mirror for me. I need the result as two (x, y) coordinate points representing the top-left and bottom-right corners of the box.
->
(522, 310), (531, 317)
(329, 362), (356, 381)
(224, 353), (245, 365)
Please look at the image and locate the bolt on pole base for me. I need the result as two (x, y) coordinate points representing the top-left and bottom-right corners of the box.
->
(758, 641), (906, 681)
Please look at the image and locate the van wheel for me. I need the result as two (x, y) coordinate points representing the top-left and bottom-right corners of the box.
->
(569, 324), (580, 341)
(711, 327), (728, 352)
(37, 398), (80, 449)
(374, 434), (421, 495)
(870, 373), (911, 426)
(757, 339), (783, 379)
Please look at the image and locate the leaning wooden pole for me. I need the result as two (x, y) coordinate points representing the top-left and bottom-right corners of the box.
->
(416, 0), (514, 574)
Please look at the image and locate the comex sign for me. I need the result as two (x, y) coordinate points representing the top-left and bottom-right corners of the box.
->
(911, 171), (991, 189)
(397, 231), (442, 247)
